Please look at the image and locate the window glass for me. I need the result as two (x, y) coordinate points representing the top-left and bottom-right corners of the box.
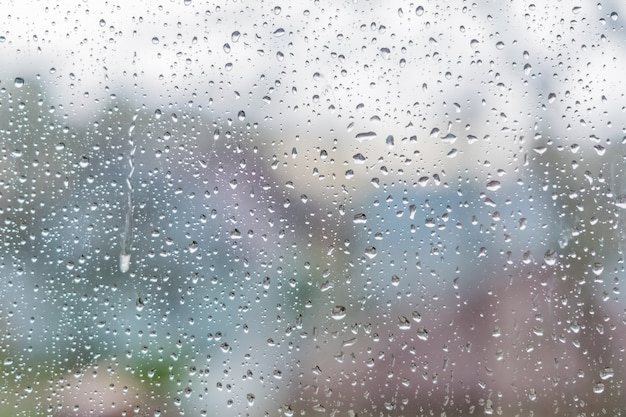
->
(1, 1), (625, 416)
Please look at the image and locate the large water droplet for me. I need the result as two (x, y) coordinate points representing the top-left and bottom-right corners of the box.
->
(353, 213), (367, 224)
(331, 305), (346, 320)
(593, 382), (605, 394)
(600, 367), (614, 380)
(355, 131), (377, 142)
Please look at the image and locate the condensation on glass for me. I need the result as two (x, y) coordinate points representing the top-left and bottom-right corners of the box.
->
(0, 1), (625, 416)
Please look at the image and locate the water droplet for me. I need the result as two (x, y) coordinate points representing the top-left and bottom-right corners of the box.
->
(231, 31), (241, 42)
(486, 180), (501, 191)
(355, 131), (377, 142)
(415, 6), (425, 16)
(492, 327), (501, 338)
(364, 246), (377, 259)
(417, 328), (429, 341)
(592, 262), (604, 276)
(99, 19), (106, 27)
(273, 28), (285, 37)
(593, 382), (605, 394)
(152, 37), (159, 44)
(593, 145), (606, 156)
(353, 213), (367, 224)
(79, 155), (90, 168)
(600, 367), (614, 380)
(496, 41), (505, 50)
(331, 305), (346, 320)
(397, 316), (411, 330)
(14, 77), (24, 88)
(441, 133), (457, 143)
(544, 249), (557, 266)
(614, 195), (626, 209)
(470, 39), (479, 49)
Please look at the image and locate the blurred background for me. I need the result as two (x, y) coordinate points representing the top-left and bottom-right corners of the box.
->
(1, 1), (626, 416)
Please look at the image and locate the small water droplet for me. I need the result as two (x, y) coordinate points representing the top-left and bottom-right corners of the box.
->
(544, 249), (557, 266)
(14, 77), (24, 88)
(600, 367), (614, 380)
(593, 382), (605, 394)
(397, 316), (411, 330)
(355, 131), (377, 142)
(364, 246), (377, 259)
(417, 328), (429, 340)
(591, 262), (604, 276)
(441, 133), (457, 143)
(79, 155), (90, 168)
(331, 305), (346, 320)
(353, 213), (367, 224)
(486, 180), (501, 191)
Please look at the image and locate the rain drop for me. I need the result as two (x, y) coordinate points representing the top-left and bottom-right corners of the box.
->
(331, 306), (347, 320)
